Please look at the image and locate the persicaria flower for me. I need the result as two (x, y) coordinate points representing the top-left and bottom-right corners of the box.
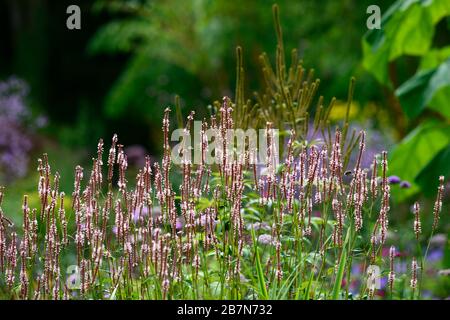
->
(432, 176), (445, 231)
(413, 202), (421, 240)
(388, 246), (395, 292)
(410, 257), (418, 290)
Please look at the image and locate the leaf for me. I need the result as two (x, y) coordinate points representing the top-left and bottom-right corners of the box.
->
(362, 0), (450, 86)
(388, 120), (450, 200)
(428, 86), (450, 119)
(303, 271), (314, 300)
(419, 46), (450, 70)
(109, 276), (121, 300)
(196, 197), (214, 211)
(250, 227), (269, 299)
(331, 242), (347, 299)
(395, 58), (450, 119)
(332, 228), (350, 300)
(275, 261), (303, 299)
(416, 145), (450, 197)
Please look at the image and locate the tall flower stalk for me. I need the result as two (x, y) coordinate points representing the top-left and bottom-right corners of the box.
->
(0, 100), (446, 300)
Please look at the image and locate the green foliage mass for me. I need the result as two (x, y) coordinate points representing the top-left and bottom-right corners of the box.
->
(363, 0), (450, 201)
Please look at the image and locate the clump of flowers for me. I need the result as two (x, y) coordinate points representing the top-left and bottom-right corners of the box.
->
(0, 97), (446, 300)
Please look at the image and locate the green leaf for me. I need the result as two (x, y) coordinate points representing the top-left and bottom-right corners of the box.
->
(415, 145), (450, 197)
(395, 58), (450, 119)
(419, 46), (450, 70)
(303, 271), (314, 300)
(388, 120), (450, 201)
(331, 237), (348, 299)
(362, 0), (450, 86)
(250, 227), (269, 300)
(110, 280), (120, 300)
(428, 86), (450, 119)
(196, 197), (214, 211)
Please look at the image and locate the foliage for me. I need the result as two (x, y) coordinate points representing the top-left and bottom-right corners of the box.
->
(362, 0), (450, 201)
(0, 1), (448, 301)
(389, 120), (450, 199)
(0, 102), (447, 300)
(89, 0), (389, 124)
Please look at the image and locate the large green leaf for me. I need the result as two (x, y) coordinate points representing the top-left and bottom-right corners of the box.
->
(388, 120), (450, 201)
(416, 145), (450, 197)
(362, 0), (450, 86)
(395, 58), (450, 119)
(419, 46), (450, 70)
(428, 85), (450, 119)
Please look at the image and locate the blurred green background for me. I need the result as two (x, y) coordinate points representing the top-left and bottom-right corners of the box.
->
(0, 0), (449, 298)
(0, 0), (449, 204)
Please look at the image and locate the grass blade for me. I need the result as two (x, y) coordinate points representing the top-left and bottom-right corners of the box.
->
(251, 228), (269, 299)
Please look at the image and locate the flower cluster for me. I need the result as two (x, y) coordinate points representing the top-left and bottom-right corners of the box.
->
(0, 97), (446, 300)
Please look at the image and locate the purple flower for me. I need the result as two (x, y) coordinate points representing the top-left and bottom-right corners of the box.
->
(125, 145), (148, 168)
(380, 276), (387, 289)
(395, 261), (408, 274)
(388, 175), (401, 184)
(66, 273), (80, 289)
(132, 206), (149, 223)
(34, 115), (48, 128)
(400, 181), (411, 189)
(257, 234), (274, 245)
(246, 222), (271, 231)
(195, 214), (218, 229)
(430, 234), (447, 246)
(351, 263), (363, 276)
(175, 217), (183, 231)
(0, 76), (46, 183)
(426, 249), (443, 263)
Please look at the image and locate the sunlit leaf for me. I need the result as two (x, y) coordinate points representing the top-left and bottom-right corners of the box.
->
(388, 120), (450, 200)
(362, 0), (450, 86)
(395, 58), (450, 119)
(415, 145), (450, 197)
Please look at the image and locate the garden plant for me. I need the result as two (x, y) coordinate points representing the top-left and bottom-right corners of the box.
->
(0, 3), (448, 301)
